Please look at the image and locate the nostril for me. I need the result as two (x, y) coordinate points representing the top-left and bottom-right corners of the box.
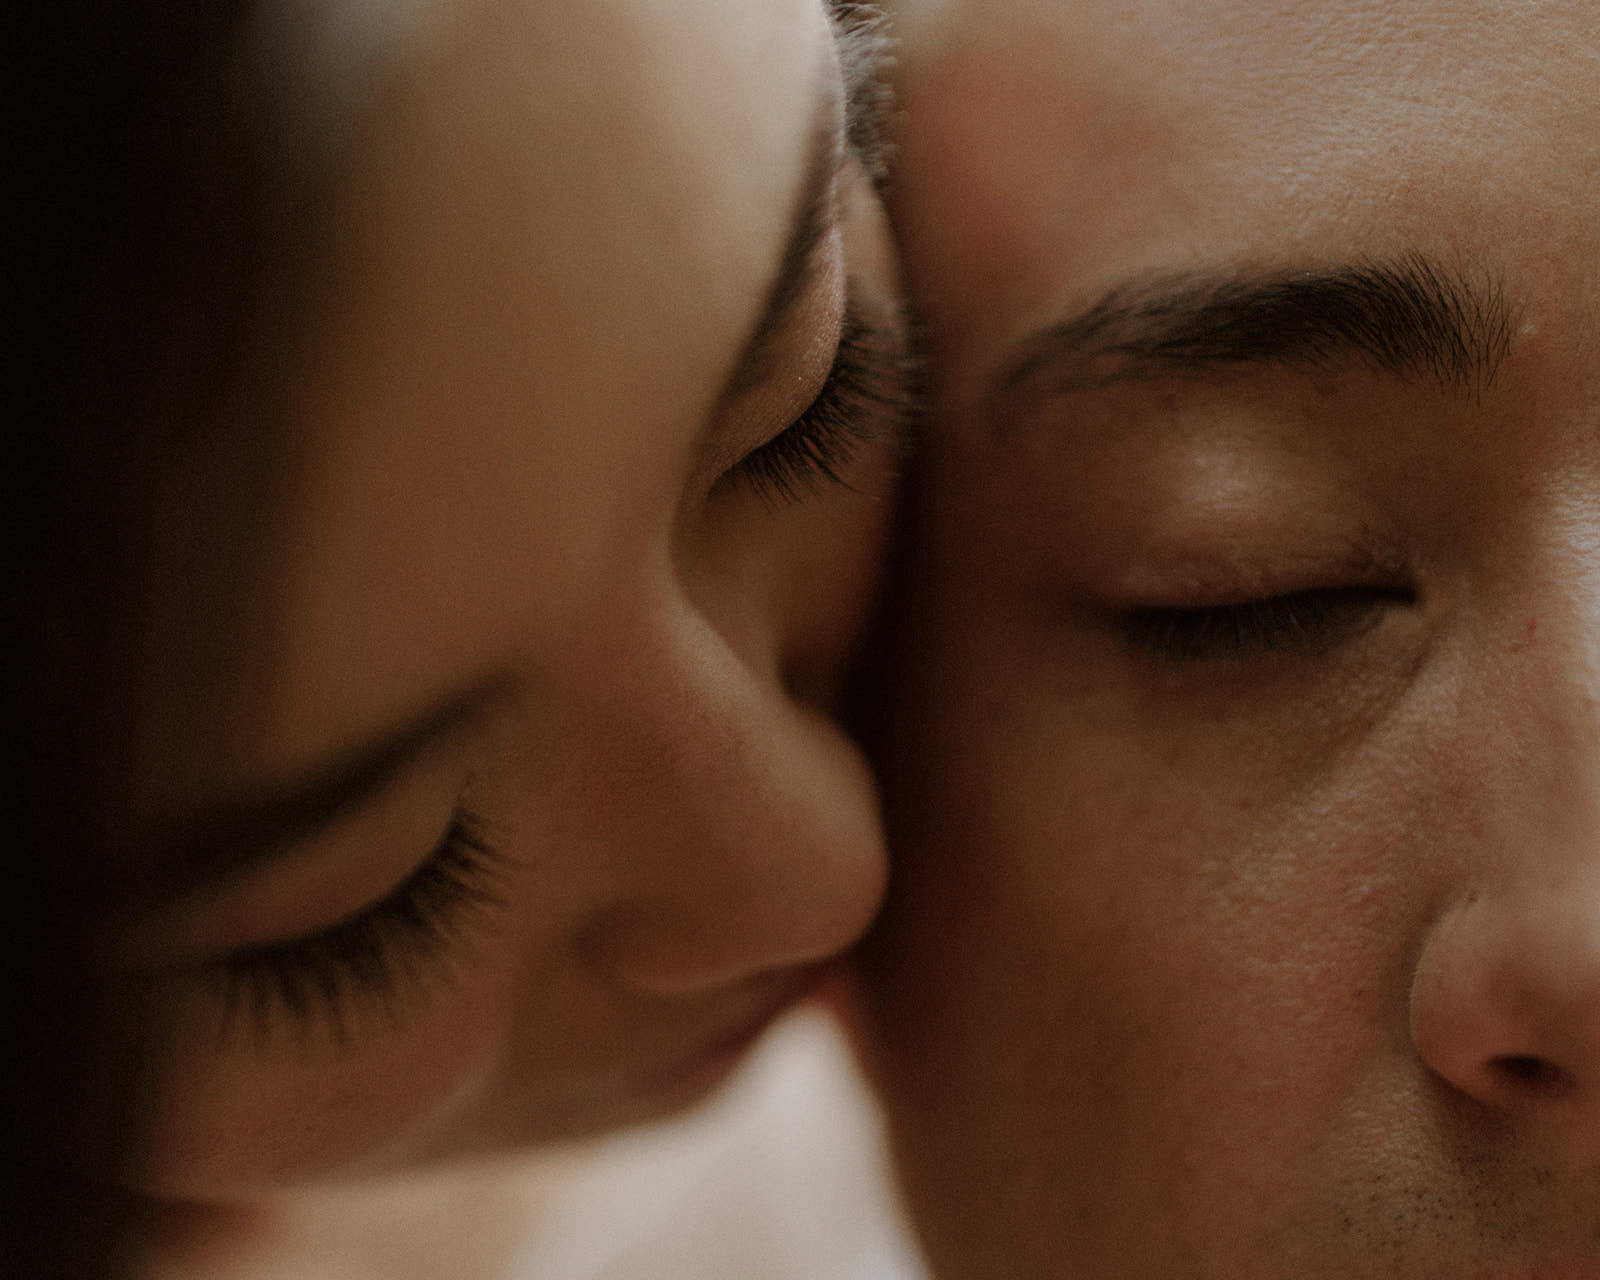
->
(1489, 1054), (1571, 1096)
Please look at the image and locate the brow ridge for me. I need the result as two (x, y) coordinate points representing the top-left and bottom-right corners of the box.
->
(135, 676), (510, 903)
(997, 254), (1516, 414)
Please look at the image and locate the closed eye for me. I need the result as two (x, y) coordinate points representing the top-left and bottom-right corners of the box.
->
(1123, 585), (1416, 660)
(721, 291), (919, 508)
(201, 812), (504, 1047)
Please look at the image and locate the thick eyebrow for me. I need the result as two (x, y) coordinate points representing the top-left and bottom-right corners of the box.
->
(133, 676), (512, 903)
(996, 254), (1516, 415)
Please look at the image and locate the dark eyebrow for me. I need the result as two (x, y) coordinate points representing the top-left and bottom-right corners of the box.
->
(996, 254), (1516, 415)
(134, 676), (512, 902)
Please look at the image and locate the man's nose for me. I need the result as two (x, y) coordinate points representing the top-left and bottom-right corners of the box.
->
(1409, 638), (1600, 1151)
(1411, 875), (1600, 1117)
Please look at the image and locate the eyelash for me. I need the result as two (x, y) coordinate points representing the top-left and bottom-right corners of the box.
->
(1123, 585), (1414, 660)
(204, 813), (502, 1045)
(724, 296), (919, 508)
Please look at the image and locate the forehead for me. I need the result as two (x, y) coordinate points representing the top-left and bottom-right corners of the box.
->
(894, 0), (1600, 384)
(132, 0), (827, 811)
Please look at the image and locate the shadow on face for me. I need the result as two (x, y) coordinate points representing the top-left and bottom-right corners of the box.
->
(104, 0), (919, 1218)
(863, 2), (1600, 1277)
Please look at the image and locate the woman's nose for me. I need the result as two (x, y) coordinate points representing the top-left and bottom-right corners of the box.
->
(1409, 659), (1600, 1146)
(574, 609), (887, 998)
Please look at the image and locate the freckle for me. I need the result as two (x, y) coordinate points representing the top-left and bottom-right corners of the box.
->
(1526, 617), (1538, 640)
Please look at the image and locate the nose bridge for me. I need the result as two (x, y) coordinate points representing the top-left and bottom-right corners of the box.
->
(574, 603), (886, 997)
(1505, 567), (1600, 866)
(1409, 564), (1600, 1143)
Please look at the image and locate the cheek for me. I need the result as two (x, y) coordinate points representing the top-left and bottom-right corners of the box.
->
(867, 659), (1411, 1273)
(880, 571), (1420, 1053)
(132, 962), (508, 1199)
(694, 445), (898, 712)
(781, 477), (896, 699)
(867, 496), (1436, 1175)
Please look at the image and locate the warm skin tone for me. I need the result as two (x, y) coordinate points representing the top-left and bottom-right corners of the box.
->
(113, 0), (909, 1235)
(867, 1), (1600, 1277)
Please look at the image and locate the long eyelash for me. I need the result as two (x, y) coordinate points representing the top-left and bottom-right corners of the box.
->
(1124, 586), (1412, 661)
(728, 293), (923, 508)
(206, 813), (503, 1047)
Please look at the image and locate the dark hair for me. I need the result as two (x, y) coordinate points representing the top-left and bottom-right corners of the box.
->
(5, 2), (289, 1273)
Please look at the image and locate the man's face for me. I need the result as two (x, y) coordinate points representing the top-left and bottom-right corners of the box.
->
(864, 1), (1600, 1276)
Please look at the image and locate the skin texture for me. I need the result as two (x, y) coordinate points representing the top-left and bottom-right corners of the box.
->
(865, 1), (1600, 1277)
(115, 0), (905, 1224)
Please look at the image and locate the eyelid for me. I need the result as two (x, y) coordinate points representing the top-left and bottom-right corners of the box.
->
(1122, 584), (1417, 661)
(201, 811), (504, 1047)
(119, 756), (473, 968)
(718, 284), (920, 508)
(714, 72), (849, 414)
(1075, 525), (1411, 608)
(702, 231), (848, 480)
(128, 674), (513, 910)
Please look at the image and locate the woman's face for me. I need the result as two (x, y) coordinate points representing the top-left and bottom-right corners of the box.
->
(117, 0), (908, 1200)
